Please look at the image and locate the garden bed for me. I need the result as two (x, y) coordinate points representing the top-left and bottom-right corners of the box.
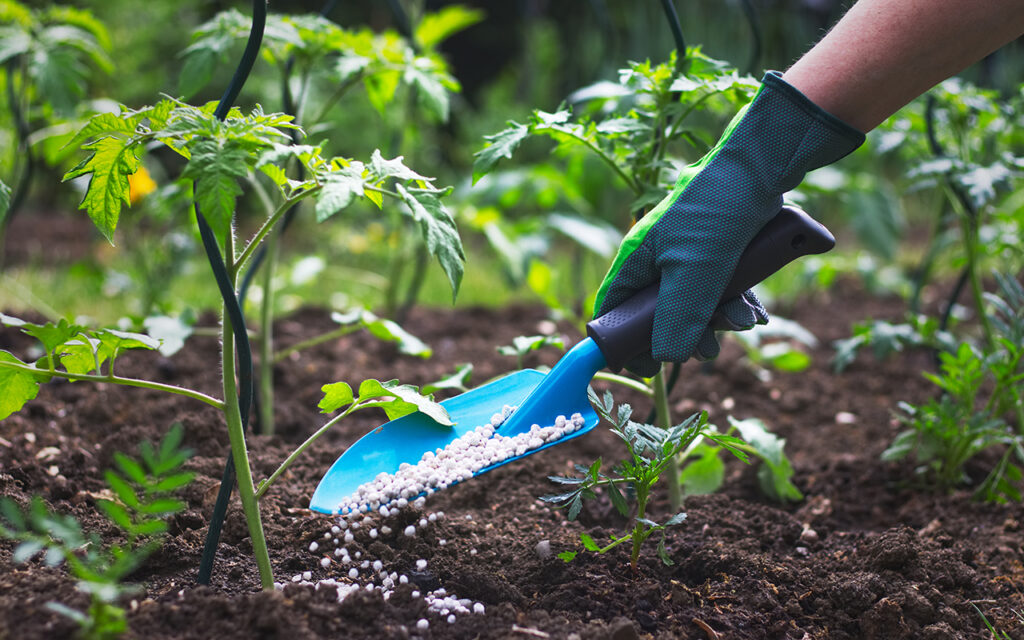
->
(1, 287), (1022, 640)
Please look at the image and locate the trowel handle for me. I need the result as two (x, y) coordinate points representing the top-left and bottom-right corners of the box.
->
(586, 205), (835, 372)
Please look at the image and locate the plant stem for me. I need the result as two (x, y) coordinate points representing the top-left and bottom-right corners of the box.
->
(221, 239), (274, 590)
(0, 359), (224, 409)
(653, 366), (682, 511)
(273, 325), (360, 364)
(235, 186), (321, 274)
(257, 228), (280, 436)
(591, 371), (656, 397)
(255, 407), (352, 499)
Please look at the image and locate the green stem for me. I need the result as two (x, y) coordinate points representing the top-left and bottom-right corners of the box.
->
(653, 366), (682, 511)
(221, 237), (274, 590)
(235, 186), (321, 274)
(0, 359), (224, 409)
(255, 406), (352, 499)
(258, 229), (280, 435)
(310, 74), (362, 124)
(540, 126), (642, 195)
(274, 325), (360, 364)
(630, 489), (650, 570)
(591, 371), (656, 397)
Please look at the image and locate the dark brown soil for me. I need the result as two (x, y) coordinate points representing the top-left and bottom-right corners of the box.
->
(2, 285), (1023, 640)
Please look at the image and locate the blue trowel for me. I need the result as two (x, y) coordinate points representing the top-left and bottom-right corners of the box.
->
(310, 206), (834, 513)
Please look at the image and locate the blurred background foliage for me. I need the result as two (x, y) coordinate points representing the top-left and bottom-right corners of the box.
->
(1, 0), (1022, 327)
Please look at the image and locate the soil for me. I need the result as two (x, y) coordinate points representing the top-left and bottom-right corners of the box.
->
(2, 282), (1023, 640)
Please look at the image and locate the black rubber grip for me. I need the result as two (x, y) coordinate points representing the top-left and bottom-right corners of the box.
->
(586, 205), (835, 372)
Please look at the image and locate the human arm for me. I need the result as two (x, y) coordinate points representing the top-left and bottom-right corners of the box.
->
(784, 0), (1024, 132)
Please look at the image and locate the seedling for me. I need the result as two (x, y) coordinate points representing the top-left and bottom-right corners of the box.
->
(0, 424), (194, 640)
(883, 273), (1024, 501)
(497, 334), (566, 370)
(543, 389), (748, 570)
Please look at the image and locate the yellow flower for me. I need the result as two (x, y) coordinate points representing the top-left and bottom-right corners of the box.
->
(128, 166), (157, 204)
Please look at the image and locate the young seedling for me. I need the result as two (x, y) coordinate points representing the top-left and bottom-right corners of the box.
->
(0, 424), (194, 640)
(497, 334), (566, 370)
(543, 389), (748, 571)
(883, 272), (1024, 501)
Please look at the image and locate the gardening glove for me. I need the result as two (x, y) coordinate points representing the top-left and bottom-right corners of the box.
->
(594, 71), (865, 377)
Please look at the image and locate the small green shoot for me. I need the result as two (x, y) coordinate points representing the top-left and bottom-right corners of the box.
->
(497, 334), (566, 370)
(543, 389), (746, 571)
(0, 424), (194, 640)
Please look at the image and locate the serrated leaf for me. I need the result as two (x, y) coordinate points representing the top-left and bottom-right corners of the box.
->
(368, 150), (429, 183)
(580, 532), (599, 552)
(556, 551), (577, 563)
(395, 183), (465, 301)
(607, 480), (629, 517)
(63, 136), (141, 243)
(315, 170), (363, 222)
(567, 493), (582, 520)
(318, 381), (355, 414)
(183, 138), (247, 244)
(405, 63), (451, 122)
(473, 122), (529, 183)
(0, 351), (41, 420)
(21, 318), (82, 354)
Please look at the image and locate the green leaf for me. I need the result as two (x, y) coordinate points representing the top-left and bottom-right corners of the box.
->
(104, 471), (140, 508)
(679, 444), (725, 496)
(319, 381), (355, 414)
(113, 453), (146, 485)
(665, 512), (687, 527)
(361, 314), (432, 358)
(356, 378), (453, 426)
(580, 532), (600, 552)
(405, 62), (452, 122)
(96, 499), (133, 531)
(315, 169), (364, 222)
(21, 318), (83, 355)
(395, 183), (465, 300)
(729, 417), (803, 502)
(364, 68), (401, 113)
(556, 551), (577, 563)
(607, 480), (629, 517)
(0, 351), (41, 420)
(422, 363), (473, 395)
(137, 498), (185, 516)
(58, 337), (105, 375)
(657, 533), (674, 566)
(154, 472), (195, 492)
(368, 150), (429, 183)
(415, 6), (484, 49)
(473, 122), (529, 183)
(63, 136), (141, 243)
(182, 138), (247, 244)
(497, 335), (565, 359)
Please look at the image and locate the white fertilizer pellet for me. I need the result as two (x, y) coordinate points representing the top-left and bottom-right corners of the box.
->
(417, 619), (429, 631)
(320, 557), (330, 568)
(416, 559), (427, 570)
(309, 541), (319, 552)
(322, 409), (584, 516)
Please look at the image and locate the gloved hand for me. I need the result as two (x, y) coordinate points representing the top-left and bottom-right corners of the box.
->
(593, 71), (864, 377)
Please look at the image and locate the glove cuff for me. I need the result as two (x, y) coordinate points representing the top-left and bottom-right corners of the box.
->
(749, 71), (866, 191)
